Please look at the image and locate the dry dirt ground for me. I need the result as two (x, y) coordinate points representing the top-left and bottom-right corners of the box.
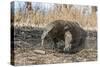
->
(11, 26), (97, 66)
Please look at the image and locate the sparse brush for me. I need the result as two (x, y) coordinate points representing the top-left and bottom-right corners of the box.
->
(14, 5), (97, 31)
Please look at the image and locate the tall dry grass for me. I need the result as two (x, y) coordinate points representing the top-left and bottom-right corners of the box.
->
(13, 4), (97, 30)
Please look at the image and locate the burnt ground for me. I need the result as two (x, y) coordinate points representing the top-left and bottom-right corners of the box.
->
(11, 26), (97, 66)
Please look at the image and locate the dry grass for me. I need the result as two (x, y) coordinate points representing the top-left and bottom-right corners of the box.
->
(14, 48), (97, 66)
(13, 4), (97, 31)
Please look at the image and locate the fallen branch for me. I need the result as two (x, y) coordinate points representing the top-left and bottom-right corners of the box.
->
(34, 49), (46, 55)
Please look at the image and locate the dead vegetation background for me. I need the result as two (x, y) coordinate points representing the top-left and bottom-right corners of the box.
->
(12, 2), (97, 30)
